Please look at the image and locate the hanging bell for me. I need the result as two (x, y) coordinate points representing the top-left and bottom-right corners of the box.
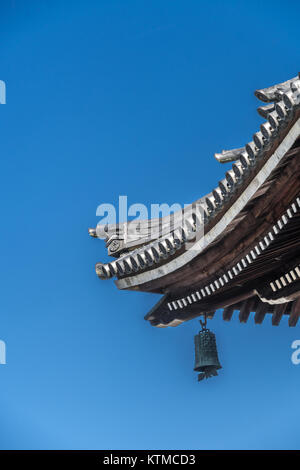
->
(194, 323), (222, 382)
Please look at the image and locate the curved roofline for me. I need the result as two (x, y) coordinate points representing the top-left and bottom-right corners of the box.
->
(89, 74), (300, 287)
(116, 118), (300, 289)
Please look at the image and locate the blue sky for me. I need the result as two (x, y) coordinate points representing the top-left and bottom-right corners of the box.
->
(0, 0), (300, 450)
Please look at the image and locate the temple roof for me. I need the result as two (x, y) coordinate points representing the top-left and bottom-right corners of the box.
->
(89, 73), (300, 328)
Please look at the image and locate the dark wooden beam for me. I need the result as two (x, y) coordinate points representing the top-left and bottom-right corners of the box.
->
(239, 297), (256, 323)
(207, 311), (216, 320)
(289, 298), (300, 327)
(223, 305), (235, 321)
(272, 303), (288, 326)
(146, 288), (255, 326)
(254, 301), (269, 324)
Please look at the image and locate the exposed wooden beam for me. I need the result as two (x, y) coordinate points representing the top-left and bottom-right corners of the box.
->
(223, 305), (235, 321)
(272, 303), (288, 326)
(239, 297), (256, 323)
(254, 302), (269, 324)
(206, 311), (216, 320)
(289, 298), (300, 327)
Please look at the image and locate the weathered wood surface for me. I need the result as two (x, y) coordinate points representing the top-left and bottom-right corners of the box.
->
(112, 112), (300, 289)
(254, 302), (269, 324)
(272, 304), (288, 326)
(133, 145), (300, 294)
(146, 204), (300, 326)
(289, 298), (300, 326)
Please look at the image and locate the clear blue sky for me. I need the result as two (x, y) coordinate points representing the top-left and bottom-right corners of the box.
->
(0, 0), (300, 450)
